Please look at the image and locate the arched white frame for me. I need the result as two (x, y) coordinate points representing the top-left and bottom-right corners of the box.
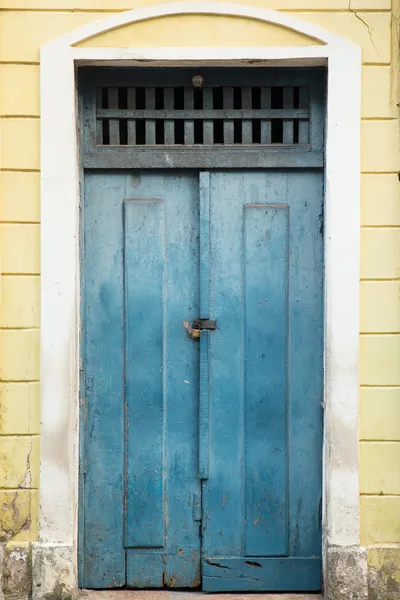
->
(39, 2), (362, 594)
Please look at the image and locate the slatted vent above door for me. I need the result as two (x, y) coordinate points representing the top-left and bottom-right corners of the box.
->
(80, 67), (325, 169)
(96, 85), (310, 146)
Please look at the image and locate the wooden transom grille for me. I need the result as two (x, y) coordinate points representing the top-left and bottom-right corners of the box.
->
(80, 67), (325, 169)
(96, 85), (310, 147)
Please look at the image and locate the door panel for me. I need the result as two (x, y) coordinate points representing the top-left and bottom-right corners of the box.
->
(202, 171), (323, 591)
(82, 172), (201, 589)
(244, 203), (288, 557)
(124, 199), (164, 550)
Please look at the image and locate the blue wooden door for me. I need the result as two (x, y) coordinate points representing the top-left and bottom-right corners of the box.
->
(201, 170), (323, 591)
(81, 169), (323, 591)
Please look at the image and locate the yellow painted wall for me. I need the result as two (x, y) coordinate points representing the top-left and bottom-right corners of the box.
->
(77, 14), (322, 47)
(0, 0), (399, 570)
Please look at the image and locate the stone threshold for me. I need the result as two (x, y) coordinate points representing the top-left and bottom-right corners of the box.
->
(78, 591), (322, 600)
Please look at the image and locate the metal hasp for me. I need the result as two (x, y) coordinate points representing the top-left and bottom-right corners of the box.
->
(194, 318), (217, 330)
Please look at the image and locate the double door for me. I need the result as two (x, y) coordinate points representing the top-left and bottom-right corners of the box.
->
(80, 169), (323, 591)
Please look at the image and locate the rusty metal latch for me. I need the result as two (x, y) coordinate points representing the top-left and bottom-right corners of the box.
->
(183, 318), (217, 339)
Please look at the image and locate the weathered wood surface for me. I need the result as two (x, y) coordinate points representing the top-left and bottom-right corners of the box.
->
(82, 173), (201, 589)
(202, 171), (323, 591)
(83, 148), (323, 170)
(81, 170), (323, 591)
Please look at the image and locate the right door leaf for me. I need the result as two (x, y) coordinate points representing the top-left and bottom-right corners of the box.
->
(202, 170), (324, 592)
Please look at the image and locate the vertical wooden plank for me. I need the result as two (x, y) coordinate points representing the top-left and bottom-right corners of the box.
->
(83, 172), (125, 587)
(244, 203), (288, 557)
(200, 172), (210, 319)
(145, 87), (156, 145)
(242, 87), (252, 144)
(163, 173), (201, 587)
(203, 172), (245, 560)
(308, 74), (325, 152)
(95, 87), (103, 145)
(164, 87), (174, 145)
(108, 87), (120, 145)
(223, 87), (234, 145)
(124, 199), (164, 548)
(81, 75), (97, 152)
(287, 171), (323, 557)
(184, 87), (194, 145)
(283, 87), (294, 144)
(199, 171), (210, 480)
(298, 86), (309, 144)
(261, 87), (272, 144)
(127, 87), (136, 145)
(203, 88), (214, 145)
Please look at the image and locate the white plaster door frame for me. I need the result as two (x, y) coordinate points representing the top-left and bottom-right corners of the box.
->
(37, 3), (363, 598)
